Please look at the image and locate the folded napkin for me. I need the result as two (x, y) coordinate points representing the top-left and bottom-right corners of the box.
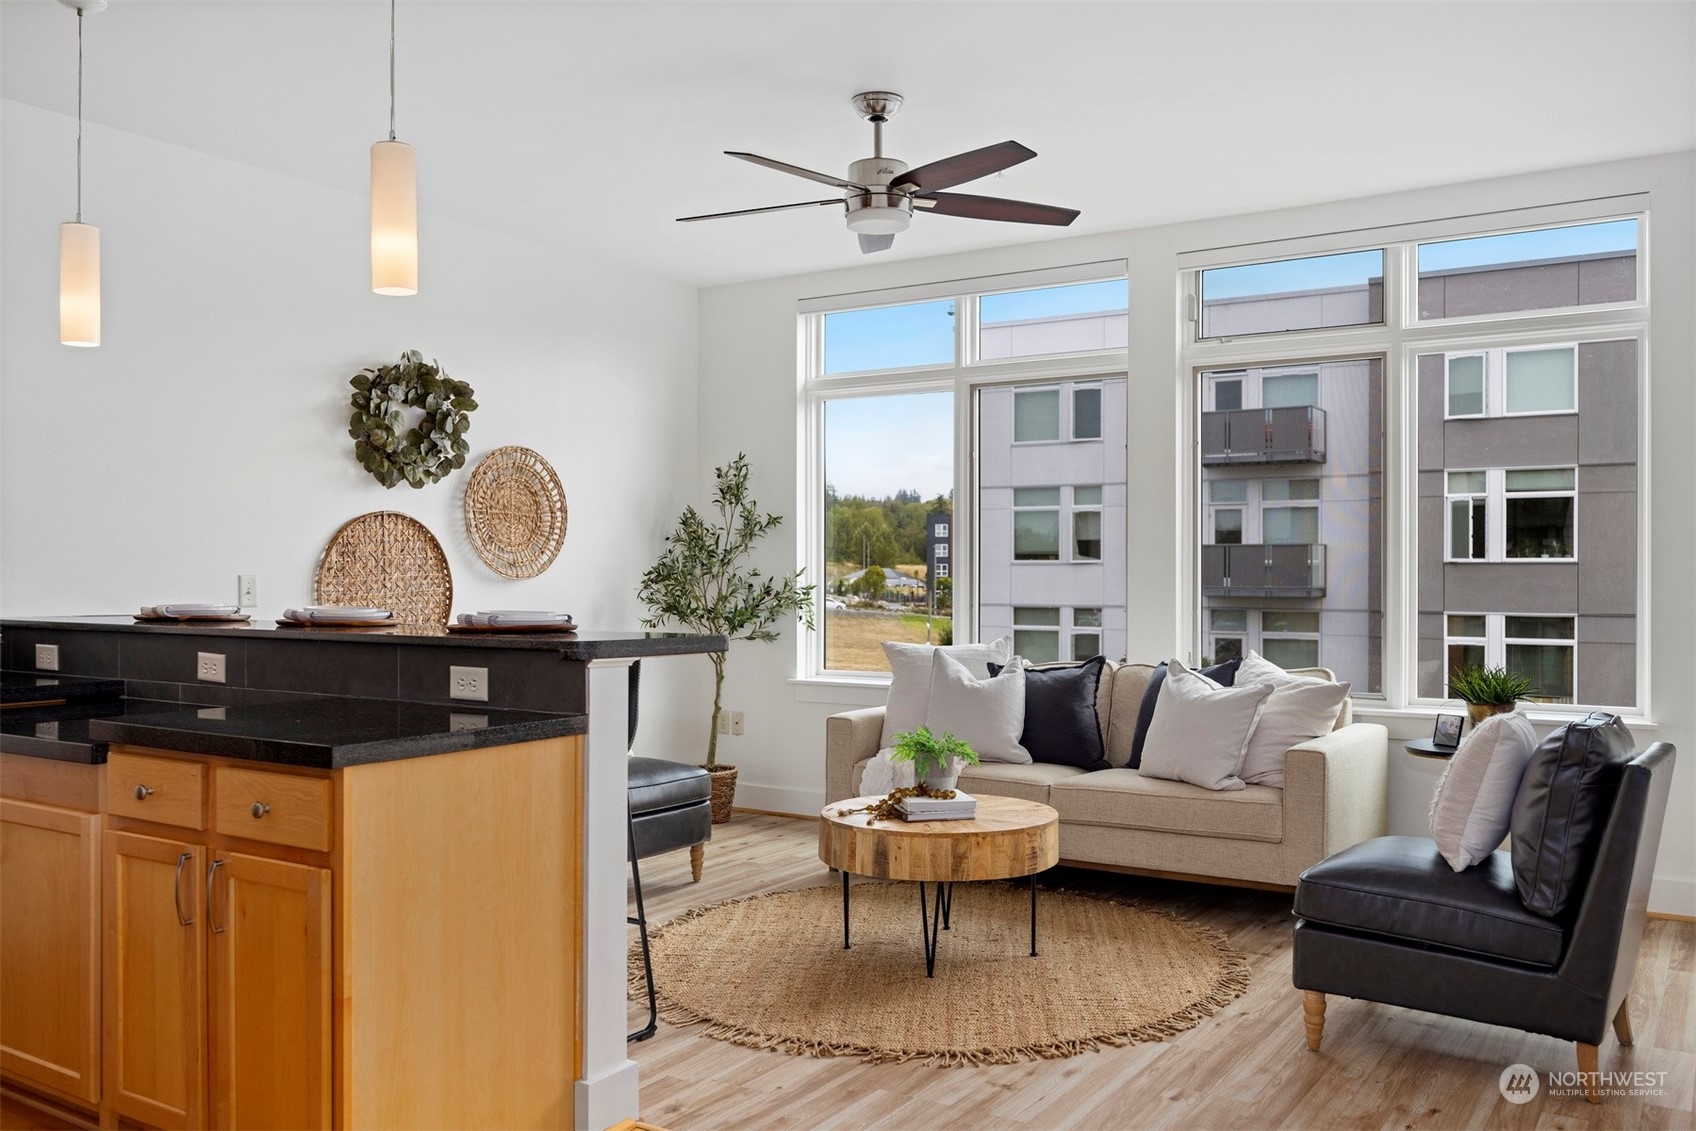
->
(456, 610), (574, 627)
(282, 606), (394, 623)
(144, 604), (240, 617)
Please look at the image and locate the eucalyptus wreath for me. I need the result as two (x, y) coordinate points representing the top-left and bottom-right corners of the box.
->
(348, 350), (477, 489)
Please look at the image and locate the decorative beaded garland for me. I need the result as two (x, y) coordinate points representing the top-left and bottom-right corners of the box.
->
(840, 784), (960, 823)
(348, 350), (478, 489)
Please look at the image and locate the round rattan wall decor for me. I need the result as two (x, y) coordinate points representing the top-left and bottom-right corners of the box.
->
(314, 511), (453, 625)
(463, 446), (568, 579)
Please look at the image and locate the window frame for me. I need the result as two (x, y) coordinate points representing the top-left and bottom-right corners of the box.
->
(1412, 216), (1645, 329)
(1443, 612), (1578, 705)
(1503, 467), (1578, 562)
(1444, 352), (1488, 419)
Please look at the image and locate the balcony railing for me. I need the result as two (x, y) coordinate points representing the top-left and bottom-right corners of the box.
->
(1201, 406), (1327, 465)
(1201, 543), (1327, 598)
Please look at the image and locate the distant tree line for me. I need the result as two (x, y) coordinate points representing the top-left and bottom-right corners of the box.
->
(825, 485), (952, 567)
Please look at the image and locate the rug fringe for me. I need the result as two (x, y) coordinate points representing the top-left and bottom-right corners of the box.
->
(627, 880), (1253, 1068)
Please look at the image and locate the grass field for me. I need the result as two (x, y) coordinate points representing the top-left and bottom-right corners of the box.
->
(824, 610), (951, 672)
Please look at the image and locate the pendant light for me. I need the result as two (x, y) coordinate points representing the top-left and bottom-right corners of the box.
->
(58, 0), (106, 347)
(370, 0), (417, 295)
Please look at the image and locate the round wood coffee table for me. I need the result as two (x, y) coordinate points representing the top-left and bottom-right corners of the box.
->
(819, 794), (1060, 976)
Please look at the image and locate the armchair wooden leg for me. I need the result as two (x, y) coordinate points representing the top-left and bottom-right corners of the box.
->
(689, 843), (704, 883)
(1612, 998), (1634, 1046)
(1576, 1042), (1601, 1103)
(1302, 990), (1326, 1052)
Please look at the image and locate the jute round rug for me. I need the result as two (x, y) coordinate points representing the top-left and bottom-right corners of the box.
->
(631, 881), (1249, 1066)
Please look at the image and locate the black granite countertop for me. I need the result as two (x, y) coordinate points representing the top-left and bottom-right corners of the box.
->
(1, 616), (725, 659)
(2, 670), (125, 707)
(1, 697), (187, 764)
(88, 697), (587, 769)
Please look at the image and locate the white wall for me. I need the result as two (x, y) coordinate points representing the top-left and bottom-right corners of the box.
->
(696, 152), (1696, 915)
(0, 100), (712, 759)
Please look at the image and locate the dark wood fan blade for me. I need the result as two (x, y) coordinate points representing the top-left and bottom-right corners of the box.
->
(916, 192), (1079, 226)
(857, 233), (895, 254)
(676, 199), (844, 223)
(891, 140), (1037, 192)
(726, 152), (866, 192)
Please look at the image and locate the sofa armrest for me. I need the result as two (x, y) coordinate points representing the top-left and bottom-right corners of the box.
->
(825, 706), (886, 805)
(1284, 722), (1389, 867)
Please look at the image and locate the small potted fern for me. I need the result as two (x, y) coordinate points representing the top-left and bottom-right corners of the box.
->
(1447, 665), (1534, 724)
(890, 726), (980, 791)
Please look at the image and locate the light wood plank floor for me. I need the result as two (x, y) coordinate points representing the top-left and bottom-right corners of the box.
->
(629, 814), (1696, 1131)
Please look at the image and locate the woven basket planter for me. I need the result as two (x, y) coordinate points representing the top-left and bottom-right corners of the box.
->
(704, 765), (738, 824)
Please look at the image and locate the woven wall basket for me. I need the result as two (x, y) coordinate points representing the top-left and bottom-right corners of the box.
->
(463, 446), (568, 579)
(314, 511), (454, 625)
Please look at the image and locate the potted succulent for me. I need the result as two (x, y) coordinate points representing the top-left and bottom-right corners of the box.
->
(1447, 664), (1534, 725)
(638, 454), (814, 822)
(889, 726), (980, 791)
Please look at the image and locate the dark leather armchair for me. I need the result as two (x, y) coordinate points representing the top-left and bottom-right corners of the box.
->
(1292, 741), (1675, 1102)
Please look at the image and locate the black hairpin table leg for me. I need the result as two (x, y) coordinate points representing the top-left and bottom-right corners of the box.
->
(918, 881), (949, 977)
(842, 869), (851, 949)
(1030, 873), (1039, 957)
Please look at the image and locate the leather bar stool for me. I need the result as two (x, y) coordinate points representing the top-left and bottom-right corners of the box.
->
(625, 661), (711, 1042)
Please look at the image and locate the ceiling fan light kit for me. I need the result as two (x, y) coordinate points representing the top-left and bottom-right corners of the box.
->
(678, 89), (1080, 254)
(57, 0), (107, 347)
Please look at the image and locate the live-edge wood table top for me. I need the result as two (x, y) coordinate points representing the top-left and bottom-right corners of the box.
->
(819, 794), (1059, 883)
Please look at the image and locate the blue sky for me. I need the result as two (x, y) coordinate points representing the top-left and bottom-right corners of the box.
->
(826, 392), (953, 499)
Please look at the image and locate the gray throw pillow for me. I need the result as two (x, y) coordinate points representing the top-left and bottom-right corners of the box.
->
(1138, 659), (1272, 791)
(922, 649), (1031, 764)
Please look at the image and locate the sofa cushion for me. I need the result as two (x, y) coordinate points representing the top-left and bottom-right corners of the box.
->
(924, 650), (1030, 764)
(956, 761), (1090, 805)
(1511, 713), (1636, 918)
(989, 656), (1109, 771)
(1129, 658), (1241, 769)
(1139, 660), (1271, 791)
(1236, 651), (1352, 789)
(879, 636), (1012, 749)
(1016, 658), (1116, 746)
(1105, 663), (1155, 767)
(1049, 768), (1285, 842)
(1296, 835), (1567, 967)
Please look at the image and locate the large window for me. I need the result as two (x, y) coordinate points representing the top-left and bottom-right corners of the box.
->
(803, 265), (1128, 679)
(1417, 218), (1638, 321)
(1199, 249), (1385, 338)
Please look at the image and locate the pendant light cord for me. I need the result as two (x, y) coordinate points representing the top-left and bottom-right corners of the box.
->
(75, 7), (84, 222)
(388, 0), (396, 141)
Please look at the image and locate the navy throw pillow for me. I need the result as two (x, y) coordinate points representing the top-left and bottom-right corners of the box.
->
(1129, 658), (1241, 770)
(987, 656), (1109, 772)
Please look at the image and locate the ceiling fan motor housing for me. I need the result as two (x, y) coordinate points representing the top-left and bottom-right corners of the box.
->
(844, 156), (912, 234)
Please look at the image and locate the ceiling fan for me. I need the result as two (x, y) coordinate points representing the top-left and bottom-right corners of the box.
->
(677, 91), (1080, 254)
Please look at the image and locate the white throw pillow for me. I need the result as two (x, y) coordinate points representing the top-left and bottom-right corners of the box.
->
(1138, 659), (1273, 791)
(1236, 651), (1352, 789)
(880, 636), (1013, 749)
(921, 650), (1031, 764)
(1430, 709), (1539, 871)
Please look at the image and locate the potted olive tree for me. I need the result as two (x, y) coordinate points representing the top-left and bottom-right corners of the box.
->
(638, 454), (814, 821)
(1448, 664), (1534, 725)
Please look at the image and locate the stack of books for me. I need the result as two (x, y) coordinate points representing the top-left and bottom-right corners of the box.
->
(897, 790), (977, 822)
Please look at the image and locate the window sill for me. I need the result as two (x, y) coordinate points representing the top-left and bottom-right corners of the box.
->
(1351, 703), (1658, 732)
(788, 676), (889, 707)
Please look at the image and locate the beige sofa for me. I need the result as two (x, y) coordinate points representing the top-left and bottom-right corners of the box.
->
(825, 662), (1388, 890)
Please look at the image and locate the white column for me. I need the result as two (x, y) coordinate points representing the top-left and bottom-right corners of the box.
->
(575, 658), (640, 1130)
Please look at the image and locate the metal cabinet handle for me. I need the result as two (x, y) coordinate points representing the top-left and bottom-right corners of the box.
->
(250, 802), (270, 819)
(174, 852), (195, 927)
(206, 858), (227, 934)
(134, 784), (155, 801)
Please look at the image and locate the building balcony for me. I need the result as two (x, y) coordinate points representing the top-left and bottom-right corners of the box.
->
(1201, 406), (1327, 465)
(1201, 543), (1327, 598)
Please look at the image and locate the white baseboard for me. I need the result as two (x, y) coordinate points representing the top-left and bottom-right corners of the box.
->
(733, 781), (823, 817)
(1649, 875), (1695, 919)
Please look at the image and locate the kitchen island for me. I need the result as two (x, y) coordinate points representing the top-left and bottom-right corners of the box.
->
(0, 617), (724, 1131)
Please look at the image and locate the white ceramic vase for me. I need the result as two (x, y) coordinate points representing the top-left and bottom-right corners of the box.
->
(921, 758), (962, 792)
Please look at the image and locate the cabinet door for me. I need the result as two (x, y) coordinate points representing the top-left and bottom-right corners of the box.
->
(0, 798), (101, 1104)
(208, 851), (331, 1131)
(105, 831), (206, 1130)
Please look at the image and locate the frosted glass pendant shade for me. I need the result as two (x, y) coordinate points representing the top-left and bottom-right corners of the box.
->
(370, 139), (417, 295)
(59, 221), (100, 347)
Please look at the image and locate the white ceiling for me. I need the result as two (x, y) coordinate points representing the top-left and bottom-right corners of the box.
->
(4, 2), (1694, 287)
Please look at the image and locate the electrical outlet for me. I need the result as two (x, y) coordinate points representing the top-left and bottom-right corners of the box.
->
(449, 712), (489, 732)
(717, 713), (730, 734)
(237, 574), (258, 607)
(34, 722), (59, 740)
(197, 652), (227, 683)
(450, 666), (489, 702)
(34, 644), (60, 671)
(730, 710), (745, 736)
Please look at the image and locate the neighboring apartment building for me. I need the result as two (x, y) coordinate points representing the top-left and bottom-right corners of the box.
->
(973, 247), (1635, 704)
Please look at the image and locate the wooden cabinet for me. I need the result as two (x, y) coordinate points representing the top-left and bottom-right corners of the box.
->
(208, 851), (330, 1131)
(0, 797), (102, 1105)
(104, 832), (206, 1130)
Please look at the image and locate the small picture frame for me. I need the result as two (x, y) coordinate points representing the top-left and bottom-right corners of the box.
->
(1432, 713), (1465, 748)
